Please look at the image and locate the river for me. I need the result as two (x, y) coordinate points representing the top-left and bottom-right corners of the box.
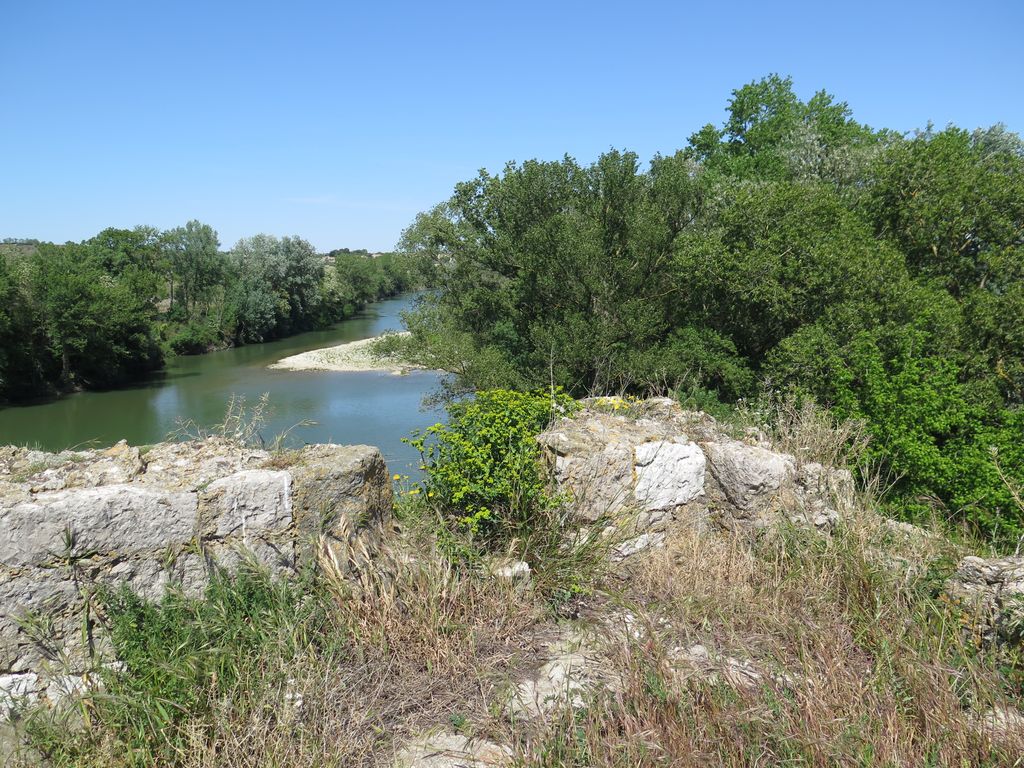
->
(0, 294), (445, 474)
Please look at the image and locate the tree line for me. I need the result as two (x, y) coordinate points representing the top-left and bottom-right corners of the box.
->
(0, 225), (423, 401)
(399, 75), (1024, 541)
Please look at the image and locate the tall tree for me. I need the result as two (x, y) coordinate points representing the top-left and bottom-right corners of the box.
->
(30, 244), (162, 387)
(163, 220), (223, 318)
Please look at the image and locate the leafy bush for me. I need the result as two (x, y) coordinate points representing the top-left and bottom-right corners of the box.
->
(167, 321), (220, 355)
(406, 389), (577, 546)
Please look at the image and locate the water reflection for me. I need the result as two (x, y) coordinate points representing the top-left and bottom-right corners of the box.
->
(0, 295), (445, 474)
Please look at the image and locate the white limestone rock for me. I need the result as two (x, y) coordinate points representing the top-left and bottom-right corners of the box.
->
(703, 440), (795, 513)
(613, 532), (667, 561)
(510, 629), (607, 719)
(207, 469), (293, 539)
(395, 732), (511, 767)
(633, 440), (706, 511)
(0, 485), (198, 568)
(0, 437), (393, 713)
(0, 673), (38, 716)
(537, 399), (710, 528)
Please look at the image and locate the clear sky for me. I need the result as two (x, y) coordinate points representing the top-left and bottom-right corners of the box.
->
(2, 0), (1022, 252)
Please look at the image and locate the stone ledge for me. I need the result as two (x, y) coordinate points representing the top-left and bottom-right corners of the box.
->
(0, 438), (393, 710)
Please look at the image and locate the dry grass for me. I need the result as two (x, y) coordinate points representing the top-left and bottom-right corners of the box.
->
(731, 392), (873, 470)
(516, 508), (1024, 767)
(177, 545), (540, 768)
(12, 531), (547, 768)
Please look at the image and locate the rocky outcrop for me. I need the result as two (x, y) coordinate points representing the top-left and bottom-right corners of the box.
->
(536, 397), (854, 538)
(946, 555), (1024, 642)
(703, 440), (793, 513)
(0, 438), (392, 713)
(704, 441), (853, 531)
(536, 399), (712, 531)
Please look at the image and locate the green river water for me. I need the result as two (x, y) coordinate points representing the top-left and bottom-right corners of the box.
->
(0, 294), (445, 474)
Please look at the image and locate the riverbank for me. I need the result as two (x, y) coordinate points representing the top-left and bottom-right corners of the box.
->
(0, 294), (444, 465)
(268, 331), (421, 374)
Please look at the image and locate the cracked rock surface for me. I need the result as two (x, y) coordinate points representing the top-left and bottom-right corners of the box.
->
(537, 398), (854, 535)
(0, 438), (392, 708)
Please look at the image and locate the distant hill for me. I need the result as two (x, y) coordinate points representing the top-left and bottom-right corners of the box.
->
(0, 240), (40, 259)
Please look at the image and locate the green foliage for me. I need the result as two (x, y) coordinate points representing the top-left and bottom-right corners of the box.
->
(400, 150), (684, 394)
(161, 220), (223, 319)
(864, 126), (1024, 296)
(0, 256), (51, 399)
(29, 243), (163, 390)
(226, 233), (324, 342)
(630, 326), (754, 401)
(687, 73), (881, 185)
(675, 181), (910, 361)
(401, 75), (1024, 544)
(406, 389), (577, 545)
(166, 321), (221, 355)
(0, 221), (429, 399)
(28, 563), (332, 765)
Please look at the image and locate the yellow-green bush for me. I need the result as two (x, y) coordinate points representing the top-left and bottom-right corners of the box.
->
(406, 389), (577, 547)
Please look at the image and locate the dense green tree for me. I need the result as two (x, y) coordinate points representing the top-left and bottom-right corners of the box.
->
(0, 257), (51, 399)
(227, 234), (323, 341)
(672, 181), (911, 362)
(403, 150), (682, 393)
(401, 75), (1024, 541)
(162, 220), (224, 318)
(30, 244), (162, 388)
(225, 265), (279, 344)
(865, 126), (1024, 294)
(864, 126), (1024, 409)
(88, 226), (163, 277)
(687, 74), (880, 185)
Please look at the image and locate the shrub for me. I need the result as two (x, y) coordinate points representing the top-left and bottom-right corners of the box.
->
(167, 322), (220, 355)
(406, 389), (577, 547)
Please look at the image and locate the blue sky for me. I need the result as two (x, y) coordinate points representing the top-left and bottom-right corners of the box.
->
(2, 0), (1022, 252)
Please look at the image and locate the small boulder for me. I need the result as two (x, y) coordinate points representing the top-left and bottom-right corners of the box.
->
(613, 532), (667, 561)
(703, 440), (795, 514)
(395, 732), (511, 768)
(779, 462), (855, 530)
(946, 555), (1024, 642)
